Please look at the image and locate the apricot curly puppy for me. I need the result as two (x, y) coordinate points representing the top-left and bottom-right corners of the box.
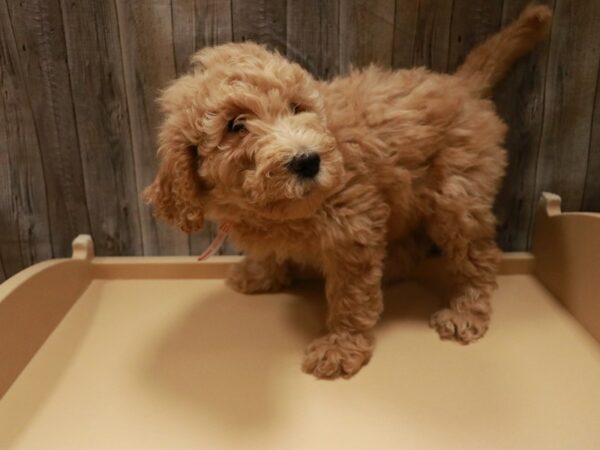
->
(145, 6), (552, 379)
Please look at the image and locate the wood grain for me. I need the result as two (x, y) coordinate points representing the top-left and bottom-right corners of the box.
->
(171, 0), (196, 76)
(286, 0), (340, 78)
(115, 0), (189, 256)
(5, 0), (91, 258)
(340, 0), (396, 71)
(0, 251), (5, 283)
(172, 0), (234, 72)
(0, 83), (23, 280)
(447, 0), (504, 71)
(582, 67), (600, 212)
(535, 0), (600, 212)
(392, 0), (453, 71)
(0, 0), (53, 279)
(61, 0), (143, 256)
(231, 0), (287, 52)
(0, 101), (22, 281)
(196, 0), (234, 48)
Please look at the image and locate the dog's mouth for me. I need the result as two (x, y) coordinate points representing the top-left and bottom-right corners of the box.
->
(209, 155), (344, 225)
(254, 189), (327, 220)
(237, 170), (328, 220)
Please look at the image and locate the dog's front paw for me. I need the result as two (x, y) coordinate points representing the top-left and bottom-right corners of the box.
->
(226, 259), (290, 294)
(430, 308), (489, 344)
(302, 332), (373, 379)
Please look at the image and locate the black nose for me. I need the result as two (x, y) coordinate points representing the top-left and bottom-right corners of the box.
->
(288, 153), (320, 178)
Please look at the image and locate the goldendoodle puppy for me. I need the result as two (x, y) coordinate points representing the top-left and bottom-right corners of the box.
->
(145, 5), (552, 379)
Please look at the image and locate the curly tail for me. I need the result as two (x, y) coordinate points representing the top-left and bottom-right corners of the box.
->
(456, 4), (552, 96)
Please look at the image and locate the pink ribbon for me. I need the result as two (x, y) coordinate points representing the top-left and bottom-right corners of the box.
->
(197, 223), (232, 261)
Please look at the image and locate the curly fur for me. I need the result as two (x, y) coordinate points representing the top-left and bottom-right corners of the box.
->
(145, 5), (552, 379)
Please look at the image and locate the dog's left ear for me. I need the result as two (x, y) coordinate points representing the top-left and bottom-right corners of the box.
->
(143, 136), (206, 234)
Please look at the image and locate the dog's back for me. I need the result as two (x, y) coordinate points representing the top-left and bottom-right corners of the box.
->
(319, 5), (552, 241)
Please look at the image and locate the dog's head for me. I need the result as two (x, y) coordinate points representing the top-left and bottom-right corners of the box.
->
(144, 42), (344, 232)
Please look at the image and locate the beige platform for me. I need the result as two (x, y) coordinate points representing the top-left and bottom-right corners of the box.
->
(1, 193), (599, 450)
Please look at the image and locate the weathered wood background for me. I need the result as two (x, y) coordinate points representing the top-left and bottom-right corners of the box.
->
(1, 0), (599, 281)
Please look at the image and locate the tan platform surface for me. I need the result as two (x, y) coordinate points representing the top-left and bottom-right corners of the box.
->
(1, 193), (599, 449)
(1, 274), (599, 449)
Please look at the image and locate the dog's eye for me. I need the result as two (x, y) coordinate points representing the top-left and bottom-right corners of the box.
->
(291, 103), (304, 114)
(227, 118), (245, 133)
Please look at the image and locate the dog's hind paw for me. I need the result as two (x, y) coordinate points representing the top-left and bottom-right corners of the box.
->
(430, 308), (489, 344)
(302, 332), (373, 379)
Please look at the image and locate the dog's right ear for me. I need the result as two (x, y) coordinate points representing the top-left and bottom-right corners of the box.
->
(143, 133), (206, 234)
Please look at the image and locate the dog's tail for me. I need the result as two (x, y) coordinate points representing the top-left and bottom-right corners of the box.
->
(455, 4), (552, 96)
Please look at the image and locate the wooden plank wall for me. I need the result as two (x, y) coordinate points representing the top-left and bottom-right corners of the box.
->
(0, 0), (599, 281)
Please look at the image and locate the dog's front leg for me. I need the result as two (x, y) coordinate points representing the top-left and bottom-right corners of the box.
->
(226, 255), (291, 294)
(302, 244), (385, 379)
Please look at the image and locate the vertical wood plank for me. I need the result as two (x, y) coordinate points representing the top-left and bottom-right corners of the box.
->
(0, 108), (23, 278)
(582, 68), (600, 212)
(392, 0), (418, 68)
(191, 0), (237, 254)
(5, 0), (91, 258)
(493, 0), (554, 251)
(286, 0), (340, 79)
(171, 0), (196, 75)
(60, 0), (143, 256)
(0, 252), (6, 283)
(115, 0), (190, 255)
(392, 0), (453, 71)
(339, 0), (396, 71)
(173, 0), (235, 74)
(447, 0), (504, 72)
(534, 0), (600, 213)
(195, 0), (233, 48)
(0, 0), (52, 277)
(231, 0), (287, 53)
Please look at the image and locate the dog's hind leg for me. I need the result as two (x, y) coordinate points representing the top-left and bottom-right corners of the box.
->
(425, 181), (502, 344)
(383, 234), (431, 284)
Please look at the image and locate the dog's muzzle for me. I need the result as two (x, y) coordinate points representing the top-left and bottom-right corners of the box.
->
(288, 153), (320, 178)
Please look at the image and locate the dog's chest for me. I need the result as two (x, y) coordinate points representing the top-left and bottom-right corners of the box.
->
(231, 220), (322, 265)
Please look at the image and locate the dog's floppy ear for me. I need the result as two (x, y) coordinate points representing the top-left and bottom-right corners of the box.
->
(143, 131), (206, 234)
